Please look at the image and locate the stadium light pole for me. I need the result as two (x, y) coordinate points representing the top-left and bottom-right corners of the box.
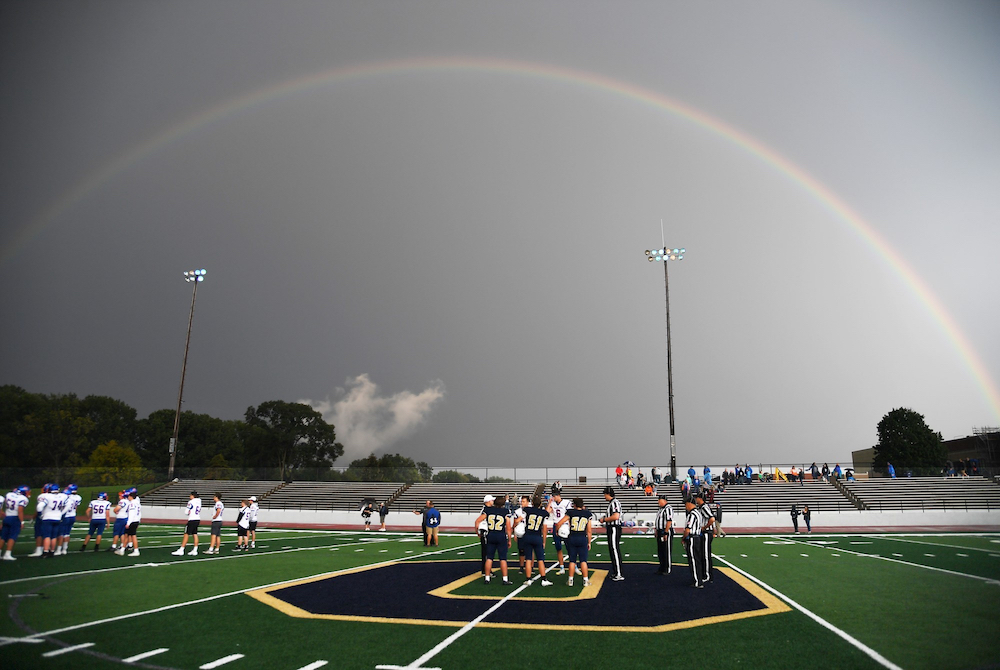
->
(169, 269), (206, 480)
(645, 245), (684, 481)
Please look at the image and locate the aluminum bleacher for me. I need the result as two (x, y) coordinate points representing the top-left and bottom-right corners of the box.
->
(260, 481), (406, 511)
(710, 480), (857, 513)
(142, 479), (284, 508)
(394, 483), (546, 514)
(843, 476), (1000, 511)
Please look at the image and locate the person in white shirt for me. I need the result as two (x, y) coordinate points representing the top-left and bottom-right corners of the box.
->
(28, 483), (52, 557)
(39, 483), (67, 558)
(2, 485), (31, 560)
(207, 493), (225, 554)
(117, 488), (142, 557)
(110, 491), (129, 552)
(546, 489), (572, 574)
(56, 484), (82, 556)
(79, 492), (112, 552)
(235, 499), (251, 551)
(172, 491), (202, 556)
(248, 496), (259, 548)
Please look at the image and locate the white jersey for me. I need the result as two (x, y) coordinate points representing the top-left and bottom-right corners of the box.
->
(186, 498), (202, 521)
(113, 497), (129, 519)
(547, 498), (572, 527)
(88, 499), (112, 520)
(249, 502), (259, 523)
(41, 492), (66, 521)
(126, 497), (142, 524)
(64, 493), (83, 518)
(237, 506), (250, 529)
(212, 501), (225, 522)
(4, 492), (29, 517)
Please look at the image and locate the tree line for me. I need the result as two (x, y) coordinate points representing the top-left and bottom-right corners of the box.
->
(0, 385), (435, 486)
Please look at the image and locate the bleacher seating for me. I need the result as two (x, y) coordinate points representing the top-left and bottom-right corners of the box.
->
(843, 476), (1000, 511)
(142, 479), (283, 508)
(260, 481), (405, 511)
(709, 480), (856, 513)
(394, 483), (544, 514)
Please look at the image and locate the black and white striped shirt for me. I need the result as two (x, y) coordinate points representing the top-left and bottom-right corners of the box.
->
(685, 508), (703, 536)
(605, 498), (623, 526)
(654, 504), (673, 533)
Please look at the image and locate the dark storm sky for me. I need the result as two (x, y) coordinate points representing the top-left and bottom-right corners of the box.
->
(2, 1), (998, 467)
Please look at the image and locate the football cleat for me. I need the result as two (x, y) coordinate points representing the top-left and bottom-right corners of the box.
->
(188, 548), (198, 555)
(567, 577), (573, 587)
(541, 579), (553, 587)
(171, 548), (185, 556)
(583, 578), (591, 586)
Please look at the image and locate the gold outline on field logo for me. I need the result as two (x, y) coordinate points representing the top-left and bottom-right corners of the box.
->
(428, 568), (608, 602)
(245, 560), (791, 632)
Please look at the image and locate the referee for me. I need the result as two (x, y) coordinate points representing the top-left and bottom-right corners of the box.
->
(682, 498), (705, 588)
(654, 494), (673, 575)
(600, 486), (624, 581)
(694, 492), (715, 583)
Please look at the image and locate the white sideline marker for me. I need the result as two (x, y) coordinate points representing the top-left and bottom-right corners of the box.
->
(200, 653), (245, 669)
(297, 662), (328, 670)
(716, 557), (903, 670)
(42, 642), (95, 657)
(0, 636), (42, 644)
(123, 648), (169, 663)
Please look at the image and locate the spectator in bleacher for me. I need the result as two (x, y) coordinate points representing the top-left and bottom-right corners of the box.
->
(810, 462), (820, 482)
(887, 462), (896, 479)
(802, 505), (812, 533)
(636, 470), (646, 490)
(703, 466), (712, 487)
(821, 463), (830, 482)
(378, 501), (389, 531)
(833, 464), (842, 480)
(745, 465), (754, 484)
(615, 465), (624, 488)
(790, 504), (800, 533)
(845, 468), (855, 481)
(644, 482), (653, 496)
(651, 466), (660, 485)
(790, 466), (801, 485)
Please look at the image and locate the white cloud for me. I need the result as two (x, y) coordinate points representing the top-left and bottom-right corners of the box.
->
(300, 374), (445, 461)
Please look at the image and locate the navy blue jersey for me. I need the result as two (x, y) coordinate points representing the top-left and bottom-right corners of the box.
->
(483, 507), (509, 541)
(523, 507), (549, 536)
(566, 508), (592, 537)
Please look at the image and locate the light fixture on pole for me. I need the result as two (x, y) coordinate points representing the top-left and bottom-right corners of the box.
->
(644, 245), (684, 481)
(169, 269), (206, 480)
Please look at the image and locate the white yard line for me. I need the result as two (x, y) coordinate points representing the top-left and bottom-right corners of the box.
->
(199, 653), (244, 668)
(716, 557), (904, 670)
(122, 647), (170, 663)
(376, 577), (535, 670)
(41, 642), (96, 657)
(0, 537), (391, 586)
(2, 541), (479, 646)
(873, 536), (1000, 554)
(296, 662), (329, 670)
(780, 537), (1000, 585)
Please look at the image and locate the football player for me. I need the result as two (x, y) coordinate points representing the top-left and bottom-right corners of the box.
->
(117, 488), (141, 556)
(56, 484), (82, 555)
(555, 497), (592, 587)
(28, 484), (51, 557)
(80, 492), (112, 552)
(207, 493), (225, 554)
(474, 495), (512, 585)
(110, 490), (128, 552)
(2, 485), (31, 560)
(520, 495), (552, 585)
(39, 483), (66, 558)
(248, 496), (259, 548)
(546, 488), (572, 574)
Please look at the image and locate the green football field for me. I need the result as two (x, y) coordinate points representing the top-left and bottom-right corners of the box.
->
(1, 525), (998, 670)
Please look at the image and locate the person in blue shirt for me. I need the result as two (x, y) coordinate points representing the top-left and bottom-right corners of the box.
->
(887, 462), (896, 479)
(475, 496), (512, 585)
(703, 466), (712, 487)
(745, 465), (753, 484)
(424, 501), (441, 546)
(555, 497), (593, 587)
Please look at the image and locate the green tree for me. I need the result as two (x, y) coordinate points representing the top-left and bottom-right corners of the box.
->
(0, 385), (46, 468)
(432, 469), (481, 483)
(75, 440), (152, 487)
(874, 407), (946, 471)
(135, 409), (244, 473)
(18, 394), (94, 479)
(80, 395), (138, 450)
(244, 400), (343, 480)
(344, 453), (432, 483)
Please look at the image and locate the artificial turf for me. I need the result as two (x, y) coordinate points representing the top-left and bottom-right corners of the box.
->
(1, 527), (998, 670)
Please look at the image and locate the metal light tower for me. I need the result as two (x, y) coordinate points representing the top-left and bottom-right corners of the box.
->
(645, 245), (684, 481)
(169, 269), (206, 480)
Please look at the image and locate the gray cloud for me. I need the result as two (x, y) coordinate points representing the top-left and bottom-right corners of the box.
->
(301, 374), (445, 462)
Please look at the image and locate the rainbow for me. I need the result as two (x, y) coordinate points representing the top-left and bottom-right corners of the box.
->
(5, 56), (998, 420)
